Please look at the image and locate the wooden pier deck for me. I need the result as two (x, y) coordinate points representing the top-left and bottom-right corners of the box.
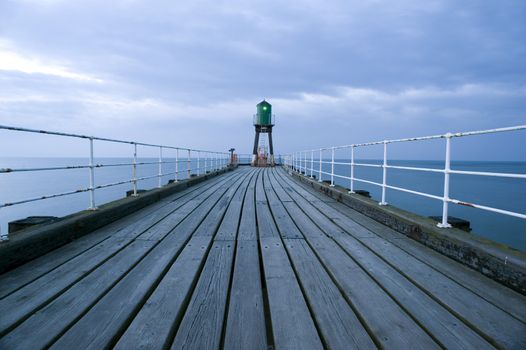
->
(0, 167), (525, 349)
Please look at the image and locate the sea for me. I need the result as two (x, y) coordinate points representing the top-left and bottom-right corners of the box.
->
(1, 157), (525, 252)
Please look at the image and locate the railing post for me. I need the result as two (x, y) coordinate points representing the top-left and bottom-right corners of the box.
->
(205, 153), (208, 173)
(310, 150), (314, 178)
(330, 147), (335, 187)
(175, 148), (179, 182)
(297, 152), (300, 172)
(318, 149), (323, 182)
(187, 149), (191, 178)
(349, 145), (355, 193)
(197, 151), (201, 176)
(379, 141), (388, 205)
(304, 151), (307, 175)
(298, 151), (305, 173)
(132, 143), (138, 196)
(158, 146), (163, 188)
(294, 152), (301, 172)
(88, 137), (97, 209)
(438, 133), (453, 228)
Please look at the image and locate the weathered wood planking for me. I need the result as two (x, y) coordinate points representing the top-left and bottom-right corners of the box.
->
(0, 240), (156, 349)
(256, 170), (323, 349)
(270, 169), (494, 350)
(171, 241), (235, 349)
(50, 170), (248, 349)
(116, 170), (255, 350)
(1, 166), (524, 349)
(0, 170), (242, 337)
(269, 169), (440, 349)
(325, 199), (526, 324)
(0, 172), (233, 299)
(274, 167), (526, 349)
(223, 240), (267, 350)
(237, 169), (259, 240)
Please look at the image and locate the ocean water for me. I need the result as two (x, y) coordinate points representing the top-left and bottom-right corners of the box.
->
(1, 158), (525, 251)
(0, 157), (209, 237)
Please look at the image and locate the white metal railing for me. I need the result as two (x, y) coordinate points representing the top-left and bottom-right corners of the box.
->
(0, 125), (231, 241)
(283, 125), (526, 228)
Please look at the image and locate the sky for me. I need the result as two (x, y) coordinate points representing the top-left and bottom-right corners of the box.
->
(0, 0), (525, 159)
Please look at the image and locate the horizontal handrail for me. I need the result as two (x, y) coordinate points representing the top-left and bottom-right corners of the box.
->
(284, 125), (526, 229)
(0, 125), (232, 240)
(0, 159), (201, 173)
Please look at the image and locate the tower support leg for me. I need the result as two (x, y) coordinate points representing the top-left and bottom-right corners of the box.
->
(252, 128), (260, 166)
(268, 130), (275, 166)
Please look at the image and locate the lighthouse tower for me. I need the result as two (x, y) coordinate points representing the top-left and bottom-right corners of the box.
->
(251, 100), (275, 167)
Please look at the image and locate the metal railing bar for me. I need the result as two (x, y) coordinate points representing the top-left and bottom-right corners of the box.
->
(1, 165), (92, 173)
(447, 198), (526, 220)
(354, 162), (383, 168)
(0, 160), (191, 174)
(353, 177), (383, 187)
(0, 164), (228, 208)
(386, 165), (444, 173)
(0, 188), (90, 208)
(449, 169), (526, 179)
(385, 184), (443, 201)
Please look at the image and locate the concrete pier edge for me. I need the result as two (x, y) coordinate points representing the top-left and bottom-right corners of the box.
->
(0, 168), (232, 274)
(288, 168), (526, 295)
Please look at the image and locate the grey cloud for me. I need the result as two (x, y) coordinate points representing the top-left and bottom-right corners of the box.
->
(0, 0), (525, 159)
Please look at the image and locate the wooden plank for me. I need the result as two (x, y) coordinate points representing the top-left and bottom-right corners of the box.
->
(282, 238), (377, 350)
(223, 240), (267, 350)
(307, 236), (440, 349)
(255, 170), (279, 239)
(49, 170), (247, 349)
(187, 172), (247, 239)
(351, 234), (526, 348)
(281, 167), (524, 322)
(0, 170), (242, 336)
(215, 169), (256, 241)
(332, 233), (496, 349)
(263, 171), (302, 239)
(135, 171), (246, 241)
(272, 177), (495, 349)
(171, 241), (235, 349)
(325, 199), (526, 324)
(114, 236), (211, 349)
(259, 236), (323, 349)
(0, 172), (233, 299)
(0, 240), (156, 349)
(271, 169), (374, 239)
(116, 169), (252, 349)
(269, 170), (343, 239)
(238, 169), (259, 240)
(276, 168), (526, 349)
(267, 170), (440, 349)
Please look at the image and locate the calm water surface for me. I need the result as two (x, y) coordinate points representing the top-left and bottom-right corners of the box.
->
(1, 158), (525, 251)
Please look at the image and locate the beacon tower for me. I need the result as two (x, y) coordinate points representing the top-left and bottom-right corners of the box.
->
(251, 100), (275, 167)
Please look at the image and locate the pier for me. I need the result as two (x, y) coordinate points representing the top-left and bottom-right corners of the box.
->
(1, 166), (525, 349)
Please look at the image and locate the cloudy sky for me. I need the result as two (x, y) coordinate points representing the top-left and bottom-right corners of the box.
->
(0, 0), (525, 159)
